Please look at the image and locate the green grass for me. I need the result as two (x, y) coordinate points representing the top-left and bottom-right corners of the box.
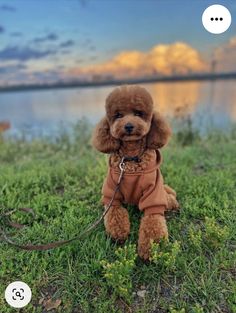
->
(0, 125), (236, 313)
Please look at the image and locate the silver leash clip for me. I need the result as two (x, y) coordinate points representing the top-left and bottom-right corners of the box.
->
(118, 157), (126, 183)
(119, 157), (126, 172)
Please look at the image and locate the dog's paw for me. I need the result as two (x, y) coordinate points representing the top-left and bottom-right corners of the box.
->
(104, 206), (130, 241)
(138, 214), (168, 260)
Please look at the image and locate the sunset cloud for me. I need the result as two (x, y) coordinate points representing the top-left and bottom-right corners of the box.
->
(214, 36), (236, 72)
(69, 42), (208, 79)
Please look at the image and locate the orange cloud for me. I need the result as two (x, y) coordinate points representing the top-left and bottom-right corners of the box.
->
(214, 36), (236, 72)
(69, 42), (208, 79)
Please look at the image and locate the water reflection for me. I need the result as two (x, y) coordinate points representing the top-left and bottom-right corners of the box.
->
(0, 80), (235, 136)
(145, 81), (200, 117)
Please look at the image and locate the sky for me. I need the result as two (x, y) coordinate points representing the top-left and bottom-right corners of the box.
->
(0, 0), (236, 86)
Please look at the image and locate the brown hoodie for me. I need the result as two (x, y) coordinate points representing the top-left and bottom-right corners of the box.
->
(101, 149), (168, 215)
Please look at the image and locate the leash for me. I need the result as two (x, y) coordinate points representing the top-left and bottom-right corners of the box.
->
(0, 158), (127, 251)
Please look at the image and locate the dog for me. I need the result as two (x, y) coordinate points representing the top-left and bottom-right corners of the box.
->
(92, 85), (179, 260)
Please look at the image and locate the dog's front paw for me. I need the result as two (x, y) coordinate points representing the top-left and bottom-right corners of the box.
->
(104, 205), (130, 242)
(138, 214), (168, 260)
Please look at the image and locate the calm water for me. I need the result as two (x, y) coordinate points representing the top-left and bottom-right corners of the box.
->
(0, 80), (236, 137)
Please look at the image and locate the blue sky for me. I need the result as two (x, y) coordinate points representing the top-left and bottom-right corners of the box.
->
(0, 0), (236, 85)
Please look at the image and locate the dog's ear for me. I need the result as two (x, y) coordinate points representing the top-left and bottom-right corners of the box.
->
(146, 111), (171, 149)
(92, 117), (120, 153)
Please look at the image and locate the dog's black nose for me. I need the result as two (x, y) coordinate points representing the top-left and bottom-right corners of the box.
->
(124, 123), (134, 133)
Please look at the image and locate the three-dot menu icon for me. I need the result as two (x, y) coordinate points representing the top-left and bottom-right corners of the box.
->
(202, 5), (231, 34)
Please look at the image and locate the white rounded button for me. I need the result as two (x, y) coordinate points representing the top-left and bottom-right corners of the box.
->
(202, 4), (231, 34)
(5, 281), (32, 308)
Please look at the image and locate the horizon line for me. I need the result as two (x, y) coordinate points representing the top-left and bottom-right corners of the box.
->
(1, 71), (236, 93)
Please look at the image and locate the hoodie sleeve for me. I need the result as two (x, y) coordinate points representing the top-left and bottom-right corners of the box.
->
(139, 151), (168, 215)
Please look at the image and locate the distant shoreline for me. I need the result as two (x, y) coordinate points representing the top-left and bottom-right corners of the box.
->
(1, 72), (236, 93)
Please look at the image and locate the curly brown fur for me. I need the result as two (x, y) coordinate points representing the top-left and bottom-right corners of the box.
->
(146, 111), (172, 149)
(164, 184), (180, 211)
(138, 214), (168, 260)
(93, 85), (178, 260)
(104, 205), (130, 241)
(164, 184), (177, 197)
(92, 117), (120, 153)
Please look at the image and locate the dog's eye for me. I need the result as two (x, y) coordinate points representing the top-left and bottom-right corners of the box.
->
(114, 112), (123, 119)
(134, 110), (143, 117)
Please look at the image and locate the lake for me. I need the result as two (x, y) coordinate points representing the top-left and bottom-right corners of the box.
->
(0, 80), (235, 137)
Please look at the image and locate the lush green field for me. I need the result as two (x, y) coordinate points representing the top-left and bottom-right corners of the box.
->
(0, 125), (236, 313)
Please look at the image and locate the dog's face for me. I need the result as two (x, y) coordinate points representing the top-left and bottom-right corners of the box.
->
(105, 85), (153, 141)
(92, 85), (171, 154)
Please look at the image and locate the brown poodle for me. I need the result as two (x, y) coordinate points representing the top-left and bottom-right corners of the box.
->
(92, 85), (179, 260)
